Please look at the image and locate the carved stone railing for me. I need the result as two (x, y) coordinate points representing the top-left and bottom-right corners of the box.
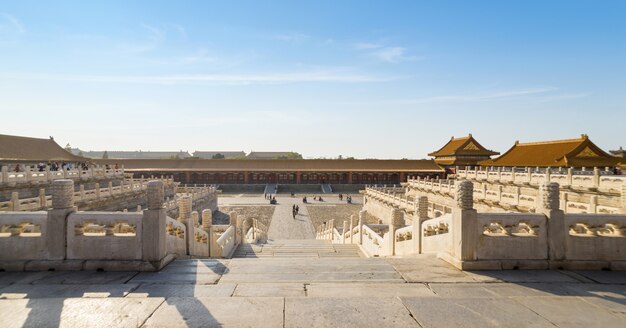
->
(360, 224), (384, 257)
(0, 165), (125, 187)
(0, 179), (222, 272)
(215, 225), (236, 258)
(68, 212), (143, 260)
(456, 167), (624, 193)
(406, 176), (624, 215)
(0, 178), (177, 212)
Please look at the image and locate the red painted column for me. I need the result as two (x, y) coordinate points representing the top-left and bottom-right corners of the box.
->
(244, 171), (249, 183)
(296, 171), (301, 184)
(348, 172), (353, 184)
(400, 172), (406, 182)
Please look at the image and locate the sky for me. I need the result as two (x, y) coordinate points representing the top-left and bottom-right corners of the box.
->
(1, 1), (625, 159)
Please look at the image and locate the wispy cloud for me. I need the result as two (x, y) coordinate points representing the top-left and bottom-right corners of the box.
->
(0, 12), (25, 33)
(169, 24), (186, 39)
(393, 87), (559, 104)
(354, 42), (419, 63)
(336, 87), (585, 107)
(140, 23), (164, 42)
(5, 70), (395, 85)
(371, 46), (417, 63)
(180, 49), (216, 64)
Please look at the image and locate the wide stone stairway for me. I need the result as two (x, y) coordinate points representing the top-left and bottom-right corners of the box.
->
(233, 239), (362, 258)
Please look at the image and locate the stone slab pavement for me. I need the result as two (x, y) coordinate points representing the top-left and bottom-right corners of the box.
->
(1, 257), (625, 327)
(266, 204), (315, 240)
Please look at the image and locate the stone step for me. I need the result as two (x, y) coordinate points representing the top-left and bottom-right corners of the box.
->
(232, 239), (362, 258)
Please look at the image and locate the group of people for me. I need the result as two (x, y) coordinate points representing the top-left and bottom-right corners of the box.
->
(292, 204), (300, 218)
(265, 193), (277, 204)
(9, 162), (121, 173)
(339, 194), (353, 204)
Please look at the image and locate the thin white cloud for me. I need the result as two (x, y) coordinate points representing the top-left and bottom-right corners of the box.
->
(5, 71), (394, 85)
(354, 42), (420, 63)
(385, 87), (565, 105)
(0, 12), (25, 33)
(140, 23), (164, 42)
(180, 49), (216, 64)
(371, 47), (418, 63)
(169, 24), (187, 39)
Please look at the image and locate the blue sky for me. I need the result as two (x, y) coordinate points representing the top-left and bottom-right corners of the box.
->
(1, 1), (625, 158)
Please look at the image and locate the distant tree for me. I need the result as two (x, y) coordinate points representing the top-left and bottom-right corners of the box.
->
(102, 150), (109, 159)
(78, 151), (84, 156)
(276, 152), (303, 159)
(65, 143), (72, 152)
(169, 154), (181, 160)
(346, 157), (355, 160)
(212, 153), (225, 159)
(338, 155), (343, 160)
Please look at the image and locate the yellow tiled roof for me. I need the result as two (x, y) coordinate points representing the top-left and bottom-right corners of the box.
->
(480, 135), (620, 167)
(429, 134), (499, 157)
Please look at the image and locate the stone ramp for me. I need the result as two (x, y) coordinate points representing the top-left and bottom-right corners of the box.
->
(264, 183), (277, 195)
(221, 256), (404, 283)
(233, 239), (362, 258)
(266, 204), (315, 239)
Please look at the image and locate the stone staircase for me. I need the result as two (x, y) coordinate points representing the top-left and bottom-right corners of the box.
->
(233, 239), (362, 258)
(264, 183), (278, 195)
(321, 183), (333, 193)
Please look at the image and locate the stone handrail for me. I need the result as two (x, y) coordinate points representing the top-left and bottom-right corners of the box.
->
(0, 165), (125, 187)
(0, 178), (177, 212)
(456, 167), (625, 193)
(215, 225), (236, 258)
(0, 179), (221, 271)
(405, 177), (625, 215)
(360, 224), (384, 257)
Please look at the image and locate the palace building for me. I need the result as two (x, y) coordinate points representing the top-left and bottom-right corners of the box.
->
(428, 134), (499, 172)
(94, 158), (444, 185)
(480, 134), (621, 168)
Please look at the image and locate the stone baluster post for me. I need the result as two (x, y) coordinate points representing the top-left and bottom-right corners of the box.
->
(95, 183), (100, 199)
(589, 195), (598, 214)
(202, 209), (213, 232)
(328, 219), (334, 240)
(526, 167), (532, 183)
(24, 166), (31, 182)
(561, 192), (568, 213)
(450, 180), (478, 269)
(79, 184), (85, 200)
(497, 185), (503, 203)
(389, 208), (403, 256)
(567, 167), (574, 187)
(39, 188), (46, 209)
(11, 191), (19, 211)
(342, 220), (348, 244)
(136, 205), (142, 212)
(1, 165), (8, 184)
(538, 182), (565, 267)
(192, 211), (199, 227)
(178, 195), (193, 255)
(414, 196), (429, 253)
(358, 210), (366, 245)
(108, 181), (113, 196)
(620, 184), (626, 215)
(178, 196), (192, 223)
(349, 215), (355, 244)
(593, 167), (601, 188)
(48, 179), (76, 260)
(142, 180), (167, 263)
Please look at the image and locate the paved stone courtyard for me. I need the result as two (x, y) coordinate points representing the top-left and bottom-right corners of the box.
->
(1, 195), (625, 327)
(1, 253), (625, 327)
